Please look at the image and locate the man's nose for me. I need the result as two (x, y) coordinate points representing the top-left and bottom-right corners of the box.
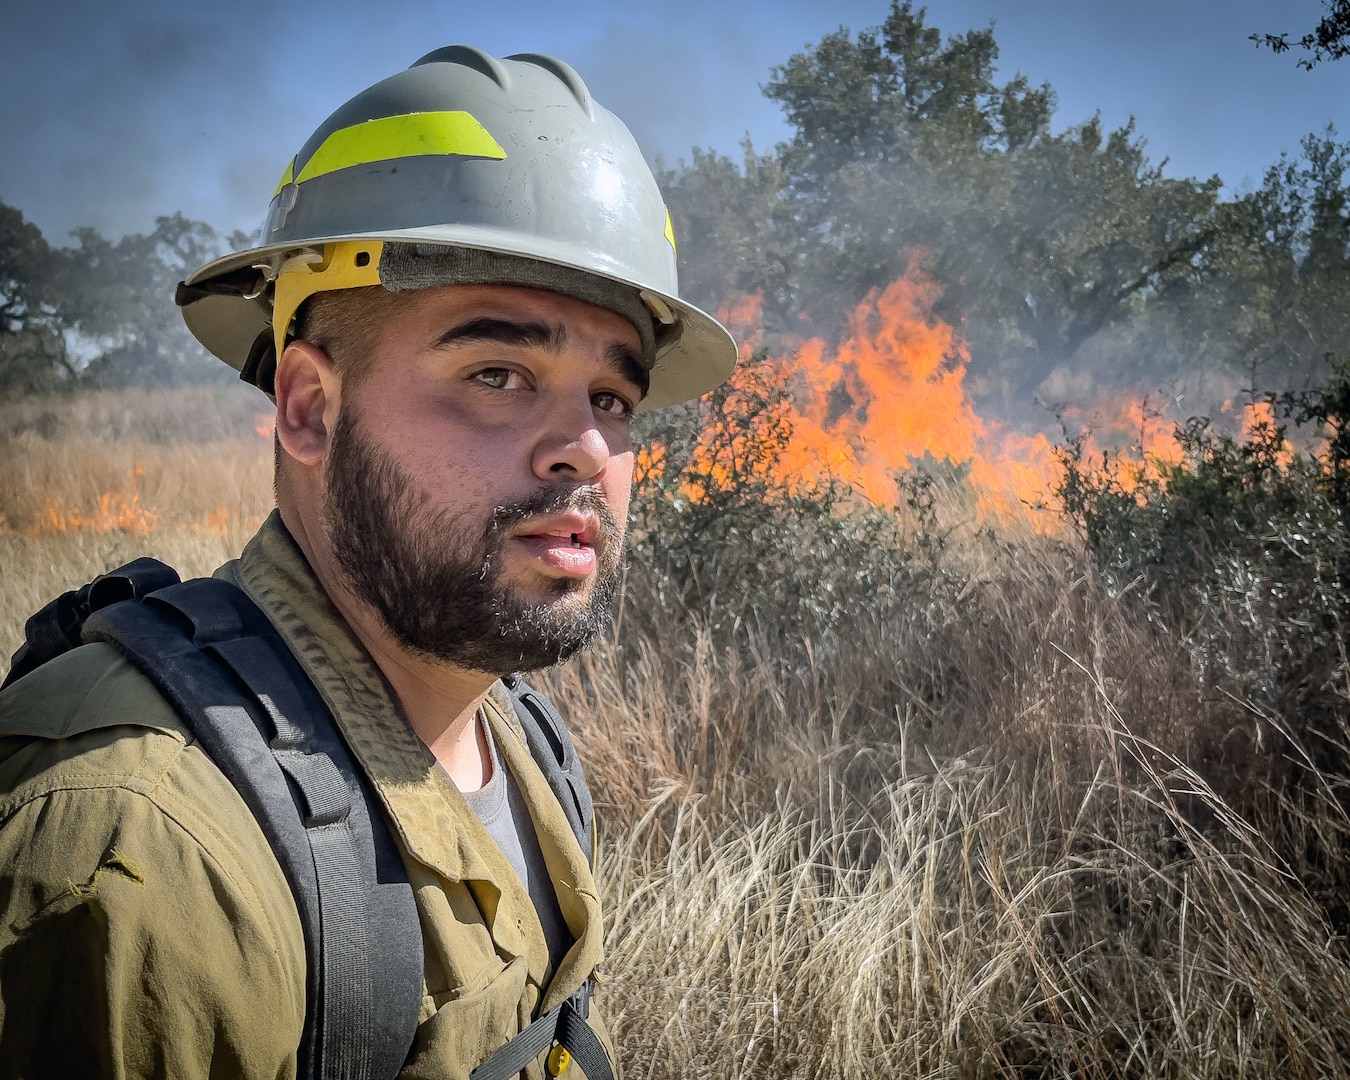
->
(531, 406), (611, 482)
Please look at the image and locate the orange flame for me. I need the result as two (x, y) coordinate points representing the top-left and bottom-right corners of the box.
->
(675, 262), (1264, 525)
(20, 494), (264, 540)
(28, 490), (160, 537)
(23, 464), (158, 537)
(189, 508), (267, 537)
(1053, 394), (1188, 494)
(1237, 399), (1295, 467)
(691, 266), (1061, 520)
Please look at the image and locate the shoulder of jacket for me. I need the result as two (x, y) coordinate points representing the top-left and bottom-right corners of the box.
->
(0, 641), (188, 743)
(0, 642), (196, 814)
(0, 636), (299, 866)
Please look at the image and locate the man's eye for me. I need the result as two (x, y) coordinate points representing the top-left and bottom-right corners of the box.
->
(473, 368), (524, 390)
(593, 391), (634, 418)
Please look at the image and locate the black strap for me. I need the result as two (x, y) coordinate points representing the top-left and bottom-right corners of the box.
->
(83, 578), (422, 1080)
(505, 675), (594, 866)
(469, 982), (613, 1080)
(174, 269), (265, 307)
(554, 988), (614, 1080)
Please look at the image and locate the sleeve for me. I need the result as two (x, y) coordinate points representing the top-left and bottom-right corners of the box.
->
(0, 766), (308, 1080)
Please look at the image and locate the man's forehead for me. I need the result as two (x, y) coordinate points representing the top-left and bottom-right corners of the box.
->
(404, 283), (643, 347)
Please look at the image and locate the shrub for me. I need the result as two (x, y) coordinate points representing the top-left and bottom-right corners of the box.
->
(1056, 364), (1350, 927)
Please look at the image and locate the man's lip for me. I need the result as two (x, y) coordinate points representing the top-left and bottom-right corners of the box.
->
(510, 512), (601, 547)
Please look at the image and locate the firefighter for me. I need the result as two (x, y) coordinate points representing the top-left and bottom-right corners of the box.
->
(0, 45), (735, 1079)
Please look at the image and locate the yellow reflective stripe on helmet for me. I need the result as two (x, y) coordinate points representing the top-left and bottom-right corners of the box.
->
(272, 241), (385, 359)
(272, 158), (296, 199)
(664, 210), (677, 255)
(294, 111), (506, 186)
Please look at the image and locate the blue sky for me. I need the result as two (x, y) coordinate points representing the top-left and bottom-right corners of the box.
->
(4, 0), (1349, 244)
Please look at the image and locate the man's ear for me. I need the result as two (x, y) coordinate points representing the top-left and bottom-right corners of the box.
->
(275, 340), (343, 467)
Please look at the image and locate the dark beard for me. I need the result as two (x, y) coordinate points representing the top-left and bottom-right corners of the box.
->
(323, 407), (623, 674)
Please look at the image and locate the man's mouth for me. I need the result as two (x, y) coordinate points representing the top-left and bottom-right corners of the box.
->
(510, 513), (602, 577)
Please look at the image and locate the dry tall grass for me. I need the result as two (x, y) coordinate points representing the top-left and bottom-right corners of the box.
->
(0, 386), (273, 658)
(4, 388), (1349, 1078)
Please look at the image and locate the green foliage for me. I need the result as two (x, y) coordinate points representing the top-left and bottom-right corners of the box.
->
(0, 203), (77, 394)
(62, 213), (249, 389)
(1161, 129), (1350, 392)
(663, 1), (1350, 410)
(1252, 0), (1350, 69)
(655, 146), (794, 329)
(1057, 365), (1350, 791)
(0, 201), (249, 394)
(665, 1), (1229, 405)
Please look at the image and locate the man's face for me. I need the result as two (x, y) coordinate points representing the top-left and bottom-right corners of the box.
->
(320, 284), (644, 674)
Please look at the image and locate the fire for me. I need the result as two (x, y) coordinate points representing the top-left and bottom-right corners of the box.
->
(783, 272), (983, 502)
(1053, 394), (1188, 494)
(190, 508), (267, 537)
(690, 267), (1062, 521)
(1235, 399), (1296, 468)
(194, 508), (233, 536)
(28, 490), (160, 537)
(14, 465), (265, 539)
(676, 262), (1271, 526)
(20, 498), (265, 539)
(21, 463), (158, 537)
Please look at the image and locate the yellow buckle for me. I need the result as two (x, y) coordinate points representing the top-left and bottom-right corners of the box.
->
(545, 1044), (571, 1076)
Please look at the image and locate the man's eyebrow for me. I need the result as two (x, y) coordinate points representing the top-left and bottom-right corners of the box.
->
(433, 317), (564, 351)
(607, 343), (651, 399)
(435, 315), (650, 398)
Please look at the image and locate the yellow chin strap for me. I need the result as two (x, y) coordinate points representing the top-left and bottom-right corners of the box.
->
(272, 240), (386, 359)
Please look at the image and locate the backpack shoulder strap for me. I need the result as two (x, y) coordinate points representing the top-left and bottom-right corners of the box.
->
(81, 574), (421, 1080)
(502, 673), (595, 866)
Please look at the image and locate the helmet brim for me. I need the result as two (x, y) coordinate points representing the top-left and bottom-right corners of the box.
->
(182, 228), (736, 412)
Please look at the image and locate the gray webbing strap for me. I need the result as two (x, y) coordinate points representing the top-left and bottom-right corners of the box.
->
(310, 824), (375, 1078)
(555, 1000), (613, 1080)
(213, 635), (378, 1080)
(469, 1003), (564, 1080)
(469, 983), (613, 1080)
(506, 679), (594, 867)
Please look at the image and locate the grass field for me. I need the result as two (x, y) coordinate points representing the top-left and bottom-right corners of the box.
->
(4, 386), (1350, 1078)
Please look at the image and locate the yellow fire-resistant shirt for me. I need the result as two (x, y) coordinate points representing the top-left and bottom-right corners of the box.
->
(0, 512), (613, 1079)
